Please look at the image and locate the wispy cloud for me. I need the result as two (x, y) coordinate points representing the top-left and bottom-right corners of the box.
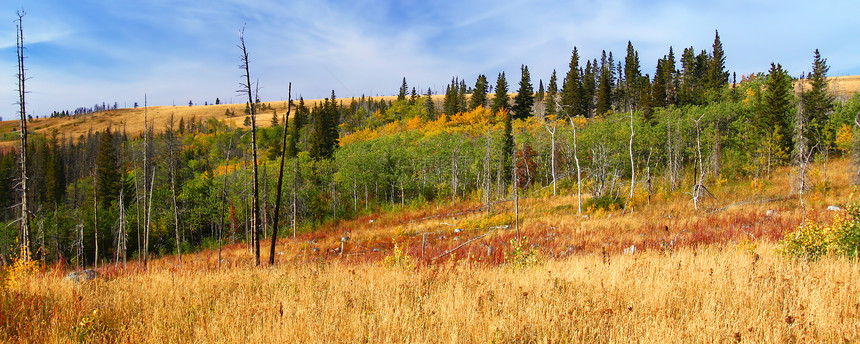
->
(1, 0), (859, 118)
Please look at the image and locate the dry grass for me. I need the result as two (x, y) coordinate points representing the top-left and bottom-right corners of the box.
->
(3, 146), (860, 342)
(4, 242), (859, 343)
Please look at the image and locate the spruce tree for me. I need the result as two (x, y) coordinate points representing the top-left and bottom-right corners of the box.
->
(512, 65), (535, 120)
(424, 88), (436, 119)
(582, 60), (597, 117)
(95, 128), (121, 208)
(707, 30), (729, 93)
(286, 97), (307, 158)
(470, 74), (489, 110)
(501, 110), (513, 183)
(491, 72), (510, 113)
(761, 63), (794, 162)
(458, 78), (468, 113)
(802, 49), (835, 149)
(397, 77), (408, 101)
(443, 77), (458, 115)
(623, 41), (642, 111)
(546, 70), (558, 116)
(596, 51), (613, 115)
(561, 47), (582, 116)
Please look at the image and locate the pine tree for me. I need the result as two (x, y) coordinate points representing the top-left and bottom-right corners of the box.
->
(470, 74), (489, 110)
(424, 88), (436, 119)
(491, 72), (510, 113)
(287, 97), (307, 158)
(309, 91), (340, 159)
(410, 87), (418, 105)
(802, 49), (835, 150)
(623, 41), (642, 111)
(596, 51), (613, 115)
(443, 77), (459, 115)
(561, 47), (582, 116)
(707, 30), (729, 93)
(761, 63), (794, 163)
(458, 78), (468, 114)
(582, 60), (597, 117)
(398, 77), (408, 101)
(546, 70), (559, 116)
(95, 128), (121, 208)
(652, 58), (668, 108)
(512, 65), (535, 120)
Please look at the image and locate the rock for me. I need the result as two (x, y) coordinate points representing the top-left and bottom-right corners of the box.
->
(65, 269), (98, 283)
(453, 228), (462, 233)
(827, 205), (843, 211)
(622, 245), (636, 255)
(368, 219), (374, 224)
(766, 209), (777, 216)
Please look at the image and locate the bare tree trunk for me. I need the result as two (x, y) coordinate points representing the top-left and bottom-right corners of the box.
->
(623, 111), (635, 215)
(16, 11), (31, 261)
(543, 119), (558, 196)
(143, 94), (150, 268)
(269, 84), (291, 265)
(239, 26), (262, 266)
(93, 176), (98, 268)
(692, 114), (705, 210)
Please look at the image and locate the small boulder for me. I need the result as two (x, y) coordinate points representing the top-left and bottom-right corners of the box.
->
(453, 228), (462, 233)
(827, 205), (843, 212)
(65, 269), (98, 283)
(766, 209), (777, 216)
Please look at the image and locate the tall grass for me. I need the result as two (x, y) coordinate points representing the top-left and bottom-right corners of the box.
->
(2, 242), (859, 343)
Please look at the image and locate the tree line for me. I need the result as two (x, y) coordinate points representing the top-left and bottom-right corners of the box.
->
(3, 28), (859, 267)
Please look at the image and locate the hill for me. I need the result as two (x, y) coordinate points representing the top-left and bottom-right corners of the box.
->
(2, 75), (859, 148)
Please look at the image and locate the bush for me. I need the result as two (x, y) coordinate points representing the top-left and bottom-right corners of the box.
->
(779, 200), (860, 260)
(586, 194), (624, 211)
(380, 244), (416, 270)
(505, 237), (541, 268)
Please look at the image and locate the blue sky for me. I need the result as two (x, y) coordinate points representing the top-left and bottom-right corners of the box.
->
(1, 0), (859, 118)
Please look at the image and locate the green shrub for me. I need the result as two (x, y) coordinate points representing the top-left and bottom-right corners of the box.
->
(779, 201), (860, 260)
(505, 237), (541, 268)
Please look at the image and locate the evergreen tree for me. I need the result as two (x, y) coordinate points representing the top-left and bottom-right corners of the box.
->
(582, 59), (597, 117)
(397, 77), (408, 101)
(286, 97), (307, 158)
(623, 41), (642, 111)
(458, 78), (468, 114)
(596, 51), (613, 115)
(761, 63), (794, 162)
(470, 74), (489, 110)
(536, 79), (545, 102)
(309, 91), (340, 159)
(664, 47), (678, 106)
(443, 77), (459, 115)
(546, 70), (558, 116)
(95, 128), (121, 207)
(424, 88), (436, 119)
(561, 47), (583, 116)
(652, 58), (668, 108)
(707, 30), (729, 93)
(512, 65), (535, 120)
(491, 72), (510, 113)
(410, 87), (418, 105)
(802, 49), (835, 150)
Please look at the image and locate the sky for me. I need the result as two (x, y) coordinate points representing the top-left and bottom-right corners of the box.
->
(1, 0), (859, 119)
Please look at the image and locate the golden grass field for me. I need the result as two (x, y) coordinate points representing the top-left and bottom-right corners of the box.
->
(2, 157), (859, 342)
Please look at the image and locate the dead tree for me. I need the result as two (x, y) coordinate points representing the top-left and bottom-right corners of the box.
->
(692, 114), (706, 210)
(143, 94), (151, 268)
(238, 26), (262, 266)
(558, 102), (582, 216)
(269, 83), (291, 265)
(16, 11), (31, 260)
(623, 111), (635, 215)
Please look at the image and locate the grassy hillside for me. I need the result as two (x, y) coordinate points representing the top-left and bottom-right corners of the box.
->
(2, 75), (858, 148)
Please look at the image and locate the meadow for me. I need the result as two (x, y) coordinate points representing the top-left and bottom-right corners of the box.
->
(2, 158), (859, 343)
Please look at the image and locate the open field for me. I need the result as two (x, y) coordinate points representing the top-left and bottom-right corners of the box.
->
(3, 243), (859, 343)
(2, 157), (859, 342)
